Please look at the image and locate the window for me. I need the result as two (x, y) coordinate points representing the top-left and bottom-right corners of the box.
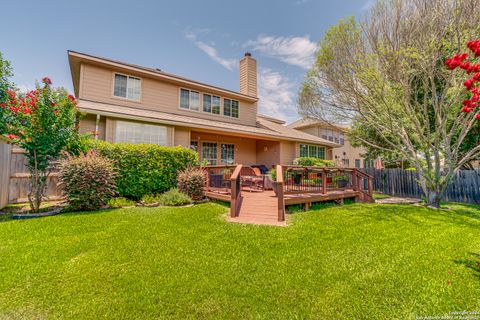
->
(333, 131), (339, 144)
(202, 142), (217, 165)
(299, 144), (325, 159)
(212, 95), (220, 114)
(221, 144), (235, 164)
(340, 133), (345, 145)
(355, 159), (361, 168)
(203, 94), (221, 114)
(223, 98), (239, 118)
(321, 129), (328, 140)
(190, 140), (198, 152)
(115, 121), (167, 145)
(342, 158), (350, 167)
(179, 89), (200, 111)
(114, 74), (141, 100)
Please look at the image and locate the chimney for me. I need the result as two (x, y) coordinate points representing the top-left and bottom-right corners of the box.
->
(239, 52), (257, 97)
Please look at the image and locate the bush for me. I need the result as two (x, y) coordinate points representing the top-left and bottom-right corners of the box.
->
(141, 194), (160, 205)
(177, 167), (206, 201)
(91, 141), (198, 200)
(293, 157), (334, 167)
(60, 152), (117, 211)
(158, 188), (192, 206)
(108, 197), (136, 208)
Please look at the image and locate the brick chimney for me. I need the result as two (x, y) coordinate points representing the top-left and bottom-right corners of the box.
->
(239, 52), (257, 97)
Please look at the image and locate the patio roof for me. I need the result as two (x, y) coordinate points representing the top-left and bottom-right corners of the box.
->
(77, 99), (340, 147)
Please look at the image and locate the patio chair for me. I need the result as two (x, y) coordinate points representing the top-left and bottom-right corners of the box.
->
(240, 167), (265, 191)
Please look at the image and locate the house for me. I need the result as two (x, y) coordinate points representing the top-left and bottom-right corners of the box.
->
(288, 119), (370, 168)
(68, 51), (339, 168)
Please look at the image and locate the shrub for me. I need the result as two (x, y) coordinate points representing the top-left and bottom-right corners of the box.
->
(141, 194), (161, 205)
(60, 152), (117, 211)
(158, 189), (192, 206)
(108, 197), (136, 208)
(91, 141), (198, 199)
(177, 167), (206, 201)
(293, 157), (334, 167)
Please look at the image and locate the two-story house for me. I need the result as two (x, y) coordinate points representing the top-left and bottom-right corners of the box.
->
(68, 51), (338, 168)
(288, 118), (369, 168)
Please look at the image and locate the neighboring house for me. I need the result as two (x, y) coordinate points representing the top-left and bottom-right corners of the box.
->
(288, 119), (370, 169)
(68, 51), (339, 168)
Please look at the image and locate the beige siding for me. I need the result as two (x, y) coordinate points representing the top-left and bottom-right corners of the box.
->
(191, 131), (257, 165)
(79, 114), (106, 140)
(80, 63), (258, 127)
(239, 56), (257, 97)
(296, 124), (366, 168)
(255, 140), (280, 169)
(174, 127), (190, 147)
(279, 141), (296, 165)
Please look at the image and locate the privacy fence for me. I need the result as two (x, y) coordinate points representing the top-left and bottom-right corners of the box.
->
(0, 140), (61, 209)
(363, 168), (480, 204)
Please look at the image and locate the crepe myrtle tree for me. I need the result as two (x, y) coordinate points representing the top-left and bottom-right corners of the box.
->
(298, 0), (480, 208)
(0, 77), (79, 212)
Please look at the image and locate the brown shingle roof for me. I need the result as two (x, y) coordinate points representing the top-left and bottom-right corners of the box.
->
(78, 99), (339, 147)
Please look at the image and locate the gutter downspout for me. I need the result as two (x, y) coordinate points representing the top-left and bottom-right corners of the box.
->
(94, 114), (100, 140)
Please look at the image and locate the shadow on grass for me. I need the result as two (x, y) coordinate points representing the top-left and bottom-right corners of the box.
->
(455, 253), (480, 279)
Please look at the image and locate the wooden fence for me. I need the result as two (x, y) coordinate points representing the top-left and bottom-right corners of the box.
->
(0, 144), (62, 205)
(0, 140), (11, 209)
(363, 168), (480, 204)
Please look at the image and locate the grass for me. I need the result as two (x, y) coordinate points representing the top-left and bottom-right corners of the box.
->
(0, 202), (479, 319)
(373, 193), (392, 199)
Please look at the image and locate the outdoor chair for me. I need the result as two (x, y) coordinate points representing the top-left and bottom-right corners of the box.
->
(240, 167), (265, 191)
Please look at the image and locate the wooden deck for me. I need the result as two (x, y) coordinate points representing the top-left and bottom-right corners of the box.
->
(203, 164), (374, 226)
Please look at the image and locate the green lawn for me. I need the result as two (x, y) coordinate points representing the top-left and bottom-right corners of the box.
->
(0, 202), (479, 319)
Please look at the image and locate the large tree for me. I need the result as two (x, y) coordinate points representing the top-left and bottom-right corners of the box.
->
(298, 0), (480, 208)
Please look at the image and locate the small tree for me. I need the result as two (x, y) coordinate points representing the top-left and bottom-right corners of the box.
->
(0, 77), (78, 212)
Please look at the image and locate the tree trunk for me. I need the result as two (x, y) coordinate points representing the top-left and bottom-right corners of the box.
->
(425, 189), (442, 209)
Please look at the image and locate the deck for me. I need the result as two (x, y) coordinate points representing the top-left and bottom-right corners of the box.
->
(203, 165), (374, 226)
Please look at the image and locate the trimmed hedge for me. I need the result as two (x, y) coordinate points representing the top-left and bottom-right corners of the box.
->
(293, 157), (334, 167)
(91, 141), (198, 199)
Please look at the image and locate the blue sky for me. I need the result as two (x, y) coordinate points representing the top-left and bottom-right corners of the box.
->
(1, 0), (372, 123)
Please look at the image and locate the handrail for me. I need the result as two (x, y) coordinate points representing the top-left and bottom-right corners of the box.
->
(230, 164), (243, 217)
(276, 165), (285, 222)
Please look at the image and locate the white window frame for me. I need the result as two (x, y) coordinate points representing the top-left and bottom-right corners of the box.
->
(114, 120), (168, 146)
(220, 143), (235, 164)
(113, 73), (141, 101)
(299, 144), (326, 159)
(179, 88), (200, 111)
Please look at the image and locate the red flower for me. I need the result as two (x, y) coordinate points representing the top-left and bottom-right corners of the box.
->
(7, 134), (17, 140)
(464, 78), (476, 90)
(476, 113), (480, 120)
(42, 77), (52, 85)
(67, 94), (76, 102)
(6, 90), (16, 99)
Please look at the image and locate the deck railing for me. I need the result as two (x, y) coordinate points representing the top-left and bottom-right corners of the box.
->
(280, 166), (373, 201)
(201, 165), (237, 193)
(230, 165), (243, 217)
(276, 165), (286, 222)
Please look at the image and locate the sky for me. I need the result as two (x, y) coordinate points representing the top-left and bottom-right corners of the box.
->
(1, 0), (372, 123)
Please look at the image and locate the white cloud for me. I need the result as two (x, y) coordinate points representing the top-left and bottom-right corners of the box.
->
(257, 68), (297, 120)
(245, 35), (318, 69)
(185, 31), (237, 71)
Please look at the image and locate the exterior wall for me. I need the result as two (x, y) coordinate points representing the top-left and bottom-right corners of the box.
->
(80, 63), (258, 127)
(296, 124), (366, 168)
(279, 141), (296, 165)
(256, 140), (280, 169)
(191, 131), (257, 165)
(79, 114), (106, 140)
(174, 127), (190, 147)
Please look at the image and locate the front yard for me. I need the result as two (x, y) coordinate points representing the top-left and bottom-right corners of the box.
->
(0, 202), (479, 319)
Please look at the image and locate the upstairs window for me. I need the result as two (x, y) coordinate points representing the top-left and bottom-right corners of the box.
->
(180, 89), (200, 111)
(203, 94), (221, 114)
(114, 74), (141, 100)
(223, 98), (239, 118)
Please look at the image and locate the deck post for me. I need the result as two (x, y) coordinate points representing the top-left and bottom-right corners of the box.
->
(230, 164), (243, 217)
(352, 169), (357, 191)
(322, 169), (327, 195)
(276, 165), (285, 222)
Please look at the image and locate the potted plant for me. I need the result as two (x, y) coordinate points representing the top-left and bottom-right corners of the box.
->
(333, 174), (349, 188)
